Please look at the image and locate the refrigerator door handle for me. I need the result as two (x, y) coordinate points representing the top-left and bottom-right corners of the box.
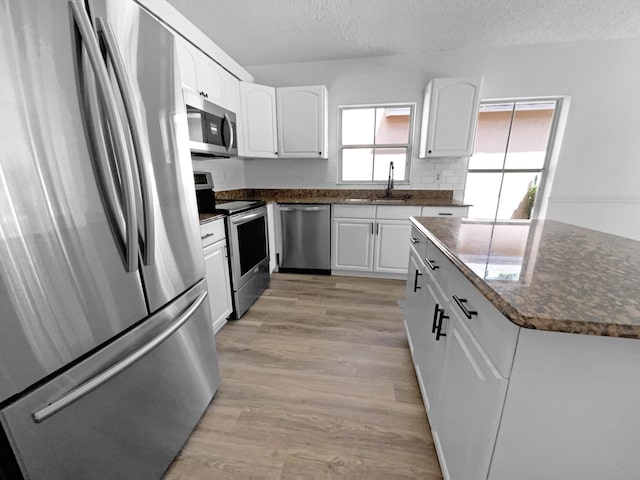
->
(32, 289), (208, 424)
(96, 17), (156, 266)
(69, 0), (138, 272)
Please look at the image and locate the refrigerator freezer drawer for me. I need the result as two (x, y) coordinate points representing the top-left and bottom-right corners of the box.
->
(0, 279), (219, 480)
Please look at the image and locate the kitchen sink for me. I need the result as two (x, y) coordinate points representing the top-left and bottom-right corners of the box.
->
(343, 197), (410, 204)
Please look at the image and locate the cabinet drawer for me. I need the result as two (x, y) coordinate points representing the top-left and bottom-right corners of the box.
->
(409, 226), (428, 260)
(200, 218), (226, 248)
(445, 265), (519, 378)
(376, 205), (421, 219)
(332, 204), (376, 218)
(423, 236), (519, 378)
(421, 206), (469, 217)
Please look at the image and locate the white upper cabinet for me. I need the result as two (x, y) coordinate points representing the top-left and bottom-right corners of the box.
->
(175, 38), (199, 94)
(175, 37), (227, 109)
(276, 85), (328, 158)
(419, 77), (482, 158)
(239, 82), (278, 158)
(197, 55), (225, 106)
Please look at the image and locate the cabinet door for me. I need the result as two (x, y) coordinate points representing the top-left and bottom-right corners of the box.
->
(403, 250), (426, 348)
(239, 82), (278, 158)
(197, 52), (225, 106)
(175, 37), (199, 95)
(276, 86), (327, 158)
(420, 77), (482, 158)
(373, 219), (412, 274)
(420, 205), (469, 218)
(416, 278), (449, 416)
(203, 240), (233, 333)
(433, 310), (508, 480)
(332, 218), (374, 271)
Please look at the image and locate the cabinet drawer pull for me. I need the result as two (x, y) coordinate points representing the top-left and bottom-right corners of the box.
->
(409, 236), (420, 244)
(436, 309), (448, 341)
(438, 212), (453, 216)
(432, 303), (440, 333)
(201, 233), (214, 240)
(413, 269), (422, 292)
(453, 295), (478, 319)
(424, 257), (439, 270)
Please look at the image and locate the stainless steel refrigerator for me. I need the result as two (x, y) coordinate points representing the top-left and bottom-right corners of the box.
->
(0, 1), (220, 478)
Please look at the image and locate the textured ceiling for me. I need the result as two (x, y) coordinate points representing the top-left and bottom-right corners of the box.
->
(165, 0), (640, 66)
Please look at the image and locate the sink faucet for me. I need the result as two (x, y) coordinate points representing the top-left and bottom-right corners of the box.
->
(385, 161), (394, 197)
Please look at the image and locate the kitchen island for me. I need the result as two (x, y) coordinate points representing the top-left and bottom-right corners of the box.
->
(405, 217), (640, 480)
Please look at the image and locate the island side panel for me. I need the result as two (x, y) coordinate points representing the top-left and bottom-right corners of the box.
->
(489, 328), (640, 480)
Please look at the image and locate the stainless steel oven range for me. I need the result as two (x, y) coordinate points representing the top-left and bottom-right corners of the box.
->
(214, 200), (270, 318)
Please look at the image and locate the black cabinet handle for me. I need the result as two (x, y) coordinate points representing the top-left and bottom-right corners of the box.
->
(319, 152), (322, 155)
(436, 310), (448, 341)
(410, 236), (419, 244)
(432, 303), (440, 333)
(453, 295), (478, 319)
(438, 212), (453, 216)
(413, 269), (422, 292)
(428, 149), (432, 154)
(424, 257), (439, 270)
(376, 222), (379, 235)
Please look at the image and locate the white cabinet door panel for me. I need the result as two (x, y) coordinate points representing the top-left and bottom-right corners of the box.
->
(374, 220), (412, 274)
(240, 82), (278, 158)
(433, 310), (508, 480)
(175, 37), (198, 94)
(277, 86), (327, 158)
(420, 77), (482, 158)
(197, 53), (225, 106)
(203, 240), (233, 333)
(332, 219), (373, 271)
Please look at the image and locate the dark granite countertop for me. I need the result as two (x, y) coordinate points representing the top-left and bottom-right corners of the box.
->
(411, 217), (640, 338)
(198, 212), (226, 224)
(215, 188), (469, 207)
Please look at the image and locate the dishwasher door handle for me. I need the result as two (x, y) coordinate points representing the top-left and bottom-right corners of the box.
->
(280, 206), (328, 212)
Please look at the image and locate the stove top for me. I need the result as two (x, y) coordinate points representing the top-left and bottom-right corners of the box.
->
(214, 200), (266, 215)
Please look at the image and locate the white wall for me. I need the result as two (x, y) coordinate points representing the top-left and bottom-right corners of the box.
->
(191, 156), (246, 191)
(243, 37), (640, 238)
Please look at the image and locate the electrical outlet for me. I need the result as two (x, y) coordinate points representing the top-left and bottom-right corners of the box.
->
(436, 173), (441, 182)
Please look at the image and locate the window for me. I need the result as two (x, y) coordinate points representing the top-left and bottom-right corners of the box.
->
(464, 100), (559, 221)
(338, 104), (414, 183)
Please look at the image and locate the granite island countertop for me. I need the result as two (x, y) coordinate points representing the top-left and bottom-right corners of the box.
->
(411, 217), (640, 338)
(215, 188), (469, 207)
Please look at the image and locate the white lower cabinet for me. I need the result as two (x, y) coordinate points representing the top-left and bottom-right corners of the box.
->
(333, 218), (375, 271)
(201, 220), (233, 334)
(404, 223), (512, 480)
(434, 309), (508, 480)
(373, 219), (413, 273)
(332, 205), (420, 277)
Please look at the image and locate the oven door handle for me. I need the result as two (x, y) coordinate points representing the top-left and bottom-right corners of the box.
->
(230, 211), (264, 224)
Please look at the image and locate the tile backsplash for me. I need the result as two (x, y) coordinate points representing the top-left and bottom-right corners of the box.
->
(194, 155), (468, 201)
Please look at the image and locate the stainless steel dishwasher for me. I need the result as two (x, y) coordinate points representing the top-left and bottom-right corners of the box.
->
(279, 204), (331, 274)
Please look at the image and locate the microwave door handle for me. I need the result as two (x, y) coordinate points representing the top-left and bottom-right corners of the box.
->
(223, 112), (234, 153)
(70, 0), (138, 273)
(96, 17), (156, 266)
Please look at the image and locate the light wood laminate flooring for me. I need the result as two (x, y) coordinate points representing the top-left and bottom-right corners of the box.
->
(164, 273), (442, 479)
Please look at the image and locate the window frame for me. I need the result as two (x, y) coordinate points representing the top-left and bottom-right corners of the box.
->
(464, 97), (563, 221)
(337, 102), (416, 185)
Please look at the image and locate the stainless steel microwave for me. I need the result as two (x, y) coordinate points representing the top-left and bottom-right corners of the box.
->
(184, 90), (237, 157)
